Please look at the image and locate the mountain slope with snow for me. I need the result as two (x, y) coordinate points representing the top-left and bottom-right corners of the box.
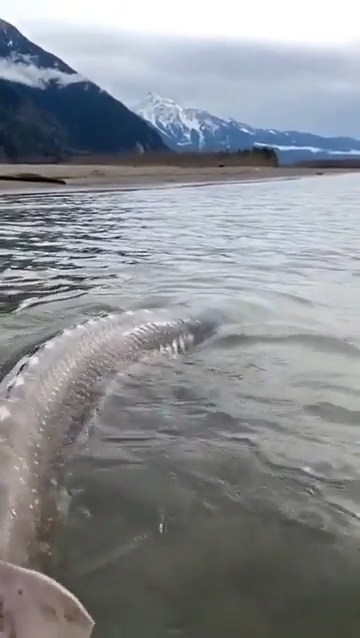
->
(134, 93), (254, 151)
(134, 93), (360, 164)
(0, 20), (168, 160)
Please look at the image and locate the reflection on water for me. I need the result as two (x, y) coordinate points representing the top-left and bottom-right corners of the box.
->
(1, 174), (360, 636)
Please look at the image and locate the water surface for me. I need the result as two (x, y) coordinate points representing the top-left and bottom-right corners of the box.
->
(1, 174), (360, 637)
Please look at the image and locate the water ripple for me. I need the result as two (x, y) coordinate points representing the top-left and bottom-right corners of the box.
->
(1, 174), (360, 636)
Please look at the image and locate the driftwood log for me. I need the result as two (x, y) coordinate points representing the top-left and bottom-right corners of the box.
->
(0, 173), (66, 185)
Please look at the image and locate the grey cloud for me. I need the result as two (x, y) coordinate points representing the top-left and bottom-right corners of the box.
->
(23, 22), (360, 137)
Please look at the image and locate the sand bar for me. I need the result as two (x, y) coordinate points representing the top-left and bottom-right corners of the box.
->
(0, 164), (357, 194)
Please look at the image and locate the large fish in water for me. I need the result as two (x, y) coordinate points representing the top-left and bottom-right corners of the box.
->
(0, 309), (219, 638)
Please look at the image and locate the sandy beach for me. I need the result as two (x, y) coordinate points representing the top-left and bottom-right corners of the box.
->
(0, 163), (356, 194)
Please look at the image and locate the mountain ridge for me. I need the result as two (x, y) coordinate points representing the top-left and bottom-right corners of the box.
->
(0, 21), (168, 161)
(134, 93), (360, 164)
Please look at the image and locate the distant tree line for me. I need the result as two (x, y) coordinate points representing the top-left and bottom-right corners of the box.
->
(210, 145), (279, 166)
(70, 146), (279, 168)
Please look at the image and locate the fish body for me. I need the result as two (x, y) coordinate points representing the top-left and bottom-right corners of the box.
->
(0, 309), (219, 637)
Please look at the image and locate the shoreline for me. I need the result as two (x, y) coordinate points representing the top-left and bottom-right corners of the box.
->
(0, 164), (357, 195)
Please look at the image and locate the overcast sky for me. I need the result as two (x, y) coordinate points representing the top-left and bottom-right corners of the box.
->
(2, 0), (360, 137)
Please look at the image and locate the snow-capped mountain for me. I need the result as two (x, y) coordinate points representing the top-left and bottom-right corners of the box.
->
(134, 93), (254, 151)
(0, 20), (167, 160)
(134, 93), (360, 164)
